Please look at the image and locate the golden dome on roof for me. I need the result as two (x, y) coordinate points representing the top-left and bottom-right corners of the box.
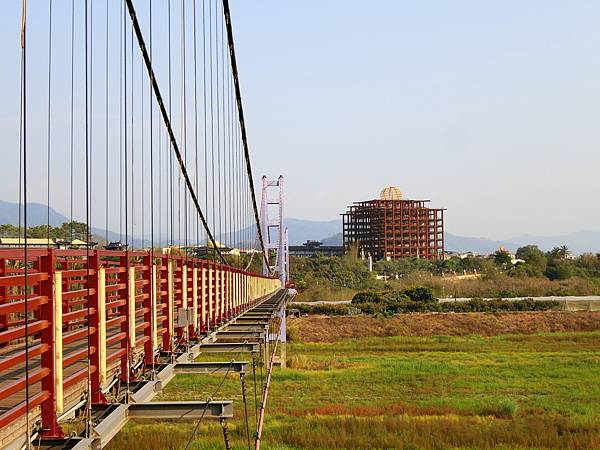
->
(380, 186), (403, 200)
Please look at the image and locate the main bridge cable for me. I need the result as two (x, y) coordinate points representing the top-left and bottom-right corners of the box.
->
(221, 0), (270, 272)
(124, 0), (226, 264)
(20, 0), (31, 447)
(85, 0), (93, 437)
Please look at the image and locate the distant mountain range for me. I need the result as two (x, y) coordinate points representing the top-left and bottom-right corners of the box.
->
(284, 217), (600, 255)
(2, 201), (599, 254)
(0, 200), (70, 227)
(0, 200), (190, 248)
(318, 230), (600, 255)
(285, 219), (341, 245)
(444, 231), (600, 255)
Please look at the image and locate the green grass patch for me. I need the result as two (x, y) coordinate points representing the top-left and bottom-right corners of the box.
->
(107, 331), (600, 449)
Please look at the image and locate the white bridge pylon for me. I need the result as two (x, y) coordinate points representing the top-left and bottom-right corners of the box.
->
(260, 175), (289, 288)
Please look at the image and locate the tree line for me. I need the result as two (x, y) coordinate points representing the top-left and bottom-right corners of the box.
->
(0, 222), (90, 241)
(374, 245), (600, 281)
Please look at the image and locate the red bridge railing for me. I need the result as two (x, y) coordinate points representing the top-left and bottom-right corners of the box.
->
(0, 249), (278, 440)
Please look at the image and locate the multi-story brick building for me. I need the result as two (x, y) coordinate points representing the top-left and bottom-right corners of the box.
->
(342, 187), (445, 260)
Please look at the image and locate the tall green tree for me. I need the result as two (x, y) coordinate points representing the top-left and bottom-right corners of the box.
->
(515, 245), (547, 276)
(493, 249), (512, 267)
(549, 245), (570, 261)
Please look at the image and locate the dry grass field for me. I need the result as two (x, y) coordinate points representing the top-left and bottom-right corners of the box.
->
(287, 310), (600, 342)
(107, 311), (600, 449)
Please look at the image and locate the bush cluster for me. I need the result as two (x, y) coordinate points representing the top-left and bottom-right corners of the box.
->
(291, 303), (351, 316)
(349, 287), (559, 315)
(351, 287), (438, 315)
(441, 298), (559, 313)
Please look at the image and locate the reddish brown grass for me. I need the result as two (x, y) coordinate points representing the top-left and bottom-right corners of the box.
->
(267, 414), (600, 449)
(288, 311), (600, 342)
(274, 402), (472, 418)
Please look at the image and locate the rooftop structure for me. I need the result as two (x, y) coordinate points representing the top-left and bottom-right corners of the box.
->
(342, 187), (445, 260)
(289, 240), (345, 258)
(0, 237), (94, 249)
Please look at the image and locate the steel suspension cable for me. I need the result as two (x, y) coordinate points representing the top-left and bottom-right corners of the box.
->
(181, 343), (248, 449)
(216, 2), (222, 249)
(70, 0), (75, 241)
(85, 0), (93, 436)
(179, 0), (184, 250)
(222, 0), (270, 270)
(20, 1), (31, 447)
(124, 3), (129, 248)
(225, 9), (232, 251)
(252, 353), (259, 432)
(226, 10), (231, 253)
(46, 0), (53, 243)
(89, 0), (94, 248)
(123, 0), (132, 401)
(141, 47), (145, 247)
(181, 0), (188, 253)
(105, 0), (109, 244)
(158, 102), (162, 247)
(124, 0), (227, 264)
(255, 331), (282, 450)
(215, 4), (225, 250)
(202, 0), (209, 251)
(193, 0), (200, 249)
(119, 1), (124, 243)
(18, 26), (23, 242)
(131, 23), (135, 245)
(18, 8), (24, 242)
(209, 0), (216, 259)
(149, 0), (156, 374)
(230, 66), (235, 253)
(168, 1), (173, 248)
(234, 93), (240, 262)
(241, 372), (252, 450)
(228, 65), (233, 251)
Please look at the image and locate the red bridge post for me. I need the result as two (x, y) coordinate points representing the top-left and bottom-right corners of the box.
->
(90, 251), (106, 404)
(143, 252), (154, 365)
(119, 253), (130, 381)
(39, 249), (63, 437)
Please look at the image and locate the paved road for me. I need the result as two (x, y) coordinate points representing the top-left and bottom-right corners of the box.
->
(291, 296), (600, 306)
(290, 300), (351, 305)
(439, 296), (600, 303)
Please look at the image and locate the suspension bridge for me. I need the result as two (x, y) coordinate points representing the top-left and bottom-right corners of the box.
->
(0, 1), (290, 448)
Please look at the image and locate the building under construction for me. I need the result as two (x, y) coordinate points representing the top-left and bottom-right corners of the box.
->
(342, 187), (445, 260)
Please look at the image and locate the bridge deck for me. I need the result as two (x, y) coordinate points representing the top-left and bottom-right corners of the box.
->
(0, 248), (282, 449)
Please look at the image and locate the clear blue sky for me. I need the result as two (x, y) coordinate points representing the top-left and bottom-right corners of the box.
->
(1, 1), (599, 240)
(232, 1), (600, 239)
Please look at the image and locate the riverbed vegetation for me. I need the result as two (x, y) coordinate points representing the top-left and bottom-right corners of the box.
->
(293, 289), (560, 316)
(291, 245), (600, 301)
(107, 315), (600, 449)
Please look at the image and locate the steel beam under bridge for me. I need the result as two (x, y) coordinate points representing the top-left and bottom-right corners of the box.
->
(175, 361), (248, 374)
(215, 330), (265, 341)
(200, 342), (259, 353)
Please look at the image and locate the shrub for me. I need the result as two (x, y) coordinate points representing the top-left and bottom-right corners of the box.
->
(403, 286), (436, 303)
(497, 290), (519, 298)
(546, 261), (575, 280)
(286, 326), (301, 342)
(440, 298), (559, 313)
(352, 291), (383, 304)
(292, 303), (351, 316)
(480, 399), (518, 419)
(350, 288), (560, 316)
